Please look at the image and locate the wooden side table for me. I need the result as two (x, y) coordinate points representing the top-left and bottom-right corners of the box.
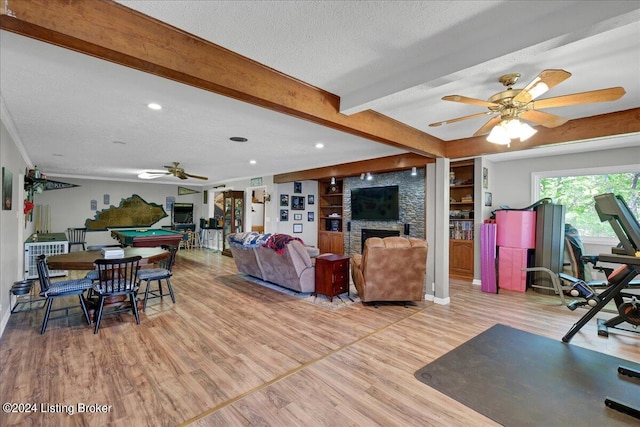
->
(314, 254), (350, 302)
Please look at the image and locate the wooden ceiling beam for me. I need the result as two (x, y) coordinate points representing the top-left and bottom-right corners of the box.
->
(0, 0), (445, 158)
(274, 153), (434, 183)
(445, 108), (640, 159)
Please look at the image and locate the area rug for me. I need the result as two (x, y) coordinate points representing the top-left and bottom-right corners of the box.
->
(415, 324), (640, 426)
(231, 274), (361, 310)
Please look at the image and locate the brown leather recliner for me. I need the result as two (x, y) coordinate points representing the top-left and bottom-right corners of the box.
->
(351, 236), (428, 303)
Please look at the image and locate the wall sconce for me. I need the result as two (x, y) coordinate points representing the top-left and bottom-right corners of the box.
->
(366, 173), (373, 181)
(360, 173), (365, 180)
(330, 177), (336, 185)
(264, 194), (271, 203)
(411, 167), (417, 176)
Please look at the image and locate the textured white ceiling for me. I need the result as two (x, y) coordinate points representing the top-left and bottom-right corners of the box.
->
(1, 1), (639, 185)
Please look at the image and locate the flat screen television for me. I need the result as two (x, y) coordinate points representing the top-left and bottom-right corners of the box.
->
(351, 185), (399, 221)
(173, 203), (194, 224)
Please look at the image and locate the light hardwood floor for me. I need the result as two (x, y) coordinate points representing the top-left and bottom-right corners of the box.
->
(1, 249), (638, 426)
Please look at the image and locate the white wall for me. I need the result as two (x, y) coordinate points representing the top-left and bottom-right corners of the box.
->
(491, 146), (639, 210)
(34, 178), (202, 247)
(1, 120), (31, 336)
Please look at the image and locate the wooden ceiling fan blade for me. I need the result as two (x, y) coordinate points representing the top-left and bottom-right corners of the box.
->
(473, 116), (502, 136)
(442, 95), (499, 108)
(532, 87), (626, 109)
(513, 69), (572, 103)
(520, 110), (568, 128)
(184, 173), (209, 180)
(429, 111), (492, 127)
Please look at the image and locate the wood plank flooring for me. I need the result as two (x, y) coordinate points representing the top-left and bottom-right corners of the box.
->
(1, 249), (638, 426)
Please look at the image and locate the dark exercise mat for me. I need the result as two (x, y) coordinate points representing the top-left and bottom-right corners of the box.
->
(415, 324), (640, 426)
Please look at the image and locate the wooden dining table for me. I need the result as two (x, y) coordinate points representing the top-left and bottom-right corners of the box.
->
(47, 247), (169, 271)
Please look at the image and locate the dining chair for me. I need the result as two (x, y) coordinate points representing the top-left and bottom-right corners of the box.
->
(36, 255), (93, 334)
(92, 256), (141, 334)
(67, 227), (87, 252)
(137, 245), (178, 311)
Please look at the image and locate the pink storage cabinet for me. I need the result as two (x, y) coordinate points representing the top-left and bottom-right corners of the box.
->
(495, 210), (536, 249)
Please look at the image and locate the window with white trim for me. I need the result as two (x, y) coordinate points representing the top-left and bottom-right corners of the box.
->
(533, 166), (639, 243)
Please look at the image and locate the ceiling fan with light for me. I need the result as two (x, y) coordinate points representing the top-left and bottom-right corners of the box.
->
(429, 69), (626, 145)
(141, 162), (208, 180)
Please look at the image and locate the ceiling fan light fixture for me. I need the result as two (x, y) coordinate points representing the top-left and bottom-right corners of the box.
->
(517, 122), (537, 141)
(487, 123), (511, 145)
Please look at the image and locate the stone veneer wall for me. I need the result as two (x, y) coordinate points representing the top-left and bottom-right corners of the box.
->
(344, 168), (425, 255)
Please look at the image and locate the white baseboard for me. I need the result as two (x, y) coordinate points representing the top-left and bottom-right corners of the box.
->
(424, 293), (450, 305)
(472, 279), (481, 286)
(433, 296), (451, 305)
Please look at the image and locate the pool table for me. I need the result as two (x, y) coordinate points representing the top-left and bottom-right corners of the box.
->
(110, 228), (185, 248)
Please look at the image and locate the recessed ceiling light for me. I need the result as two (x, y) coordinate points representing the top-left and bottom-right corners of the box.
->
(230, 137), (248, 142)
(147, 103), (162, 110)
(315, 142), (324, 149)
(249, 160), (257, 165)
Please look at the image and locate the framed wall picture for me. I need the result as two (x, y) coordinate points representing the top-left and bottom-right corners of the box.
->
(2, 167), (13, 210)
(103, 194), (110, 205)
(292, 196), (305, 210)
(307, 212), (314, 222)
(293, 213), (302, 220)
(294, 181), (302, 193)
(280, 194), (289, 207)
(293, 223), (303, 233)
(307, 194), (314, 205)
(280, 209), (289, 221)
(483, 167), (489, 189)
(484, 191), (493, 206)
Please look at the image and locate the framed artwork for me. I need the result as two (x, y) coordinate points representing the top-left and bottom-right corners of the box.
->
(280, 194), (289, 207)
(166, 196), (175, 210)
(90, 199), (97, 211)
(2, 167), (13, 210)
(292, 196), (305, 210)
(293, 213), (302, 220)
(484, 191), (493, 207)
(294, 181), (302, 193)
(307, 212), (314, 222)
(280, 209), (289, 221)
(103, 194), (110, 205)
(293, 223), (303, 233)
(483, 167), (489, 189)
(307, 194), (314, 205)
(250, 177), (263, 186)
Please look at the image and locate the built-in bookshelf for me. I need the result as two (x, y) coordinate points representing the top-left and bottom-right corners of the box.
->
(449, 160), (474, 279)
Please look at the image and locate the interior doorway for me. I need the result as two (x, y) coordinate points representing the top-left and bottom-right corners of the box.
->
(249, 187), (266, 233)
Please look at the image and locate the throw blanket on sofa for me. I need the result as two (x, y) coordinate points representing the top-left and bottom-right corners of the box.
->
(265, 233), (304, 254)
(228, 232), (272, 248)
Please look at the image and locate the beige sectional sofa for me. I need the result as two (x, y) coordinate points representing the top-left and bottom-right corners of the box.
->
(227, 232), (318, 293)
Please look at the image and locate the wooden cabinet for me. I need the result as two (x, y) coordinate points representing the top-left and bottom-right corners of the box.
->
(449, 160), (475, 279)
(449, 240), (474, 278)
(314, 254), (350, 301)
(221, 190), (245, 257)
(318, 179), (344, 255)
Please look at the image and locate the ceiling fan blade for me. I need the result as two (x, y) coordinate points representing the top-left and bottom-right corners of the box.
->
(513, 69), (572, 103)
(429, 111), (493, 127)
(442, 95), (499, 108)
(520, 110), (568, 128)
(473, 116), (502, 136)
(532, 87), (626, 109)
(184, 173), (209, 180)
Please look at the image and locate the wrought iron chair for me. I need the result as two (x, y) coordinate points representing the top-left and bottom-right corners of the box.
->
(67, 227), (87, 252)
(137, 245), (178, 311)
(92, 256), (141, 334)
(35, 255), (93, 334)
